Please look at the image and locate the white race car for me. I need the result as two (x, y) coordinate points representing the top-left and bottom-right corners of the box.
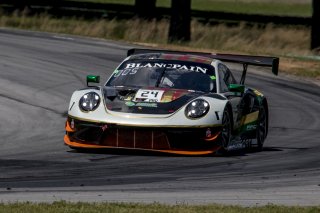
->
(64, 49), (279, 155)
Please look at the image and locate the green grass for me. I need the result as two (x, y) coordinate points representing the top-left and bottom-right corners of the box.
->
(72, 0), (135, 5)
(199, 1), (310, 17)
(157, 0), (311, 16)
(0, 201), (319, 213)
(70, 0), (312, 16)
(0, 14), (310, 55)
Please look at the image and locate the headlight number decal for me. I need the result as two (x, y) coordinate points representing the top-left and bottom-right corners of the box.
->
(134, 89), (164, 102)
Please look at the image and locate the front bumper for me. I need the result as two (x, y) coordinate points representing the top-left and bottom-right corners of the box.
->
(64, 116), (223, 155)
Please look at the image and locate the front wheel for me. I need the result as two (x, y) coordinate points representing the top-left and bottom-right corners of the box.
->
(219, 107), (232, 153)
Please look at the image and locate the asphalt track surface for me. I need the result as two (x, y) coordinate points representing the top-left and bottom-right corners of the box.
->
(0, 28), (320, 206)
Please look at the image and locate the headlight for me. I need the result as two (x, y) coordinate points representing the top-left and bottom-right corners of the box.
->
(185, 99), (210, 119)
(79, 92), (100, 112)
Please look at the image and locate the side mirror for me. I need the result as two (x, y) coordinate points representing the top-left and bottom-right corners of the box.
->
(228, 84), (245, 93)
(87, 75), (100, 87)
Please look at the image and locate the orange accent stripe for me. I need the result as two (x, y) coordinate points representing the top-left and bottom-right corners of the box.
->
(64, 135), (102, 148)
(157, 148), (220, 155)
(65, 120), (75, 132)
(204, 132), (221, 141)
(64, 135), (221, 155)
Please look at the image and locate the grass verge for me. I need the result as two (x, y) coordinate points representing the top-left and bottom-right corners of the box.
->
(71, 0), (311, 16)
(0, 12), (319, 80)
(0, 201), (320, 213)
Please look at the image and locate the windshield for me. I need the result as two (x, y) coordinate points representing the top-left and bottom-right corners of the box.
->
(106, 59), (216, 93)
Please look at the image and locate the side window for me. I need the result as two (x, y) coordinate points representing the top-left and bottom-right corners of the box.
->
(225, 67), (237, 85)
(218, 64), (229, 93)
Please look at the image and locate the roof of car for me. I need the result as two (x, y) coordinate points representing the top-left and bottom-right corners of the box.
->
(129, 53), (215, 65)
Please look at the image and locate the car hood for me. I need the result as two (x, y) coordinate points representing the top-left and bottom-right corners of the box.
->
(102, 86), (205, 114)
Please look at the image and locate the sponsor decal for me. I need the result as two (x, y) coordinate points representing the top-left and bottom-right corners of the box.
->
(243, 111), (259, 125)
(136, 102), (157, 108)
(123, 94), (134, 101)
(160, 90), (188, 103)
(125, 101), (157, 108)
(123, 63), (208, 73)
(113, 68), (138, 77)
(246, 124), (257, 131)
(227, 139), (247, 151)
(253, 89), (263, 97)
(125, 101), (135, 107)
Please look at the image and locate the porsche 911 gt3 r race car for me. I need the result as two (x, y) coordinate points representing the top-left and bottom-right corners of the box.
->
(64, 48), (279, 155)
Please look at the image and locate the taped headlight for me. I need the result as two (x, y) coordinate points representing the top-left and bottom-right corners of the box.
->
(79, 92), (100, 112)
(185, 99), (210, 119)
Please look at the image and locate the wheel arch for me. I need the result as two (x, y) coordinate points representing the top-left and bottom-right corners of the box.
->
(225, 102), (234, 131)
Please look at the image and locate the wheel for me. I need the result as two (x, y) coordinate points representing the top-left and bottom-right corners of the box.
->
(219, 107), (232, 152)
(256, 106), (267, 151)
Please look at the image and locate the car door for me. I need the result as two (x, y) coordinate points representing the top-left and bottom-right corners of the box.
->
(217, 63), (243, 129)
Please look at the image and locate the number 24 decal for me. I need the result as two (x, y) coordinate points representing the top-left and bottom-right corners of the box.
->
(135, 89), (164, 102)
(141, 91), (159, 98)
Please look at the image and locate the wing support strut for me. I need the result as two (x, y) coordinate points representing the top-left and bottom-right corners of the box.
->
(240, 63), (248, 85)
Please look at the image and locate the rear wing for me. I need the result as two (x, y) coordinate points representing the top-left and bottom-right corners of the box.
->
(127, 48), (279, 84)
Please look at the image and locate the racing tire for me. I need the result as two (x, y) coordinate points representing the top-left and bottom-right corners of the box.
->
(219, 107), (232, 153)
(255, 106), (267, 151)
